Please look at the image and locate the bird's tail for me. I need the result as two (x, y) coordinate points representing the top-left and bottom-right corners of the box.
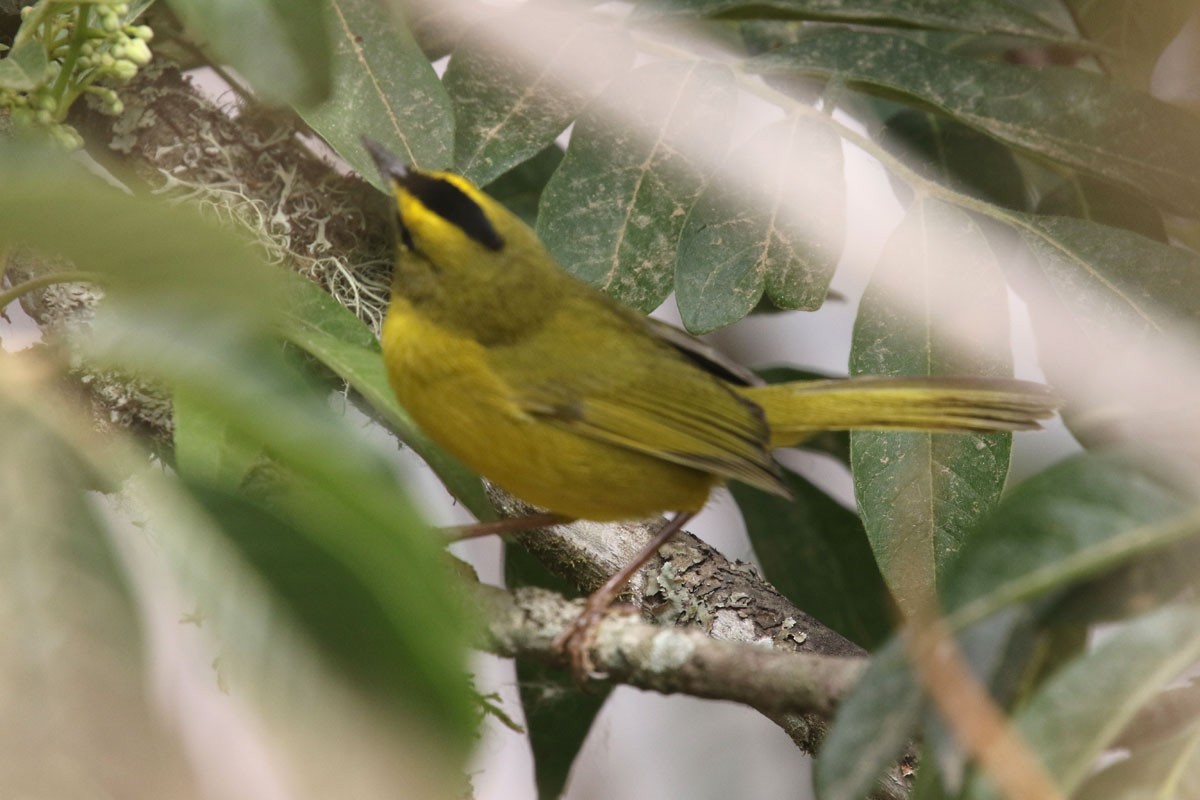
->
(742, 376), (1061, 449)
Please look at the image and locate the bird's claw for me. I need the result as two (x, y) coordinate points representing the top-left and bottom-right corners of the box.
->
(552, 602), (621, 683)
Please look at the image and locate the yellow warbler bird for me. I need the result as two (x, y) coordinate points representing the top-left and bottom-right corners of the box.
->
(363, 139), (1058, 659)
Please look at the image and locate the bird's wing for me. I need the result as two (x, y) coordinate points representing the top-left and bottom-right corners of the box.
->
(524, 378), (787, 496)
(490, 307), (787, 497)
(642, 317), (764, 387)
(477, 289), (787, 494)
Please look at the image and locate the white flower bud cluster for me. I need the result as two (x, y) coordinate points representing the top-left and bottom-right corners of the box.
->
(1, 2), (154, 148)
(75, 5), (154, 90)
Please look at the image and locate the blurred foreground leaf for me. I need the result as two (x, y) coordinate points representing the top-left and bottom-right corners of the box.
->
(815, 635), (921, 800)
(817, 449), (1200, 800)
(0, 372), (196, 799)
(941, 450), (1200, 625)
(0, 141), (476, 758)
(277, 272), (489, 517)
(965, 604), (1200, 800)
(165, 0), (332, 106)
(1077, 722), (1200, 800)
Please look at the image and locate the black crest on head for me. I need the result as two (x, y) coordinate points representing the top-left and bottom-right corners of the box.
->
(401, 171), (505, 252)
(361, 136), (504, 253)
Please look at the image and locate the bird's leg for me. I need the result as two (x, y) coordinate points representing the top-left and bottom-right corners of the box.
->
(443, 512), (573, 541)
(553, 511), (697, 680)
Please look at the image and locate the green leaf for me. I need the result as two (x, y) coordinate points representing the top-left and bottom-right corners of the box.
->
(634, 0), (1076, 44)
(483, 144), (564, 227)
(880, 109), (1025, 210)
(536, 60), (738, 312)
(186, 478), (465, 726)
(505, 546), (607, 799)
(915, 607), (1042, 791)
(444, 9), (633, 186)
(1112, 684), (1200, 759)
(95, 317), (476, 752)
(0, 141), (476, 755)
(964, 604), (1200, 800)
(302, 0), (454, 177)
(815, 636), (922, 800)
(1011, 215), (1200, 333)
(131, 466), (468, 794)
(1064, 0), (1195, 89)
(911, 743), (952, 800)
(0, 386), (194, 796)
(1035, 173), (1167, 242)
(733, 468), (893, 649)
(675, 113), (843, 333)
(1003, 214), (1200, 445)
(401, 1), (495, 61)
(940, 449), (1200, 626)
(739, 19), (1055, 60)
(280, 266), (380, 348)
(1, 354), (468, 794)
(164, 0), (332, 107)
(276, 273), (490, 519)
(0, 37), (47, 91)
(517, 657), (607, 798)
(1046, 537), (1200, 628)
(0, 144), (278, 314)
(821, 450), (1200, 800)
(850, 198), (1013, 609)
(1077, 723), (1200, 800)
(909, 450), (1200, 791)
(749, 29), (1200, 215)
(173, 387), (263, 488)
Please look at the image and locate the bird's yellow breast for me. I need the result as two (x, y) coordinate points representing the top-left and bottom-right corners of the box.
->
(381, 299), (715, 521)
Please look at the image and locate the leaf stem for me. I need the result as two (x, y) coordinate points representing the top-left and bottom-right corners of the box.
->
(0, 270), (103, 312)
(50, 4), (90, 106)
(12, 0), (53, 51)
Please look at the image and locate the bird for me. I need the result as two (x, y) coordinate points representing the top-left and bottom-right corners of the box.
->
(362, 137), (1059, 671)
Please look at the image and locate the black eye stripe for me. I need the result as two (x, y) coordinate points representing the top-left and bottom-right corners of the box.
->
(402, 172), (504, 252)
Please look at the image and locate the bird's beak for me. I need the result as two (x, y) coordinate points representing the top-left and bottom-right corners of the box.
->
(361, 136), (409, 185)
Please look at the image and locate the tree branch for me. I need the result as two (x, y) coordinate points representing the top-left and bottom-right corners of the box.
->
(490, 492), (881, 758)
(474, 551), (912, 800)
(476, 582), (866, 718)
(493, 490), (866, 660)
